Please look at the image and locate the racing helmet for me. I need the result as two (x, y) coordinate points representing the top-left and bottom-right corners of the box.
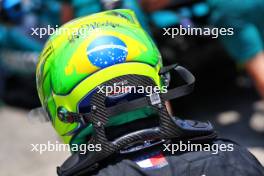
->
(36, 9), (163, 146)
(36, 9), (216, 176)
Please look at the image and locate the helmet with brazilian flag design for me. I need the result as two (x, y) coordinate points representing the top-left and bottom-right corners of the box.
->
(36, 9), (163, 146)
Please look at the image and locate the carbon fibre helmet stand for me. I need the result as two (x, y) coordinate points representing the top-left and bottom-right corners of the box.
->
(57, 64), (217, 176)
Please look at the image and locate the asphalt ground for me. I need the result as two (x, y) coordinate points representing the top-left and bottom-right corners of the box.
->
(0, 106), (69, 176)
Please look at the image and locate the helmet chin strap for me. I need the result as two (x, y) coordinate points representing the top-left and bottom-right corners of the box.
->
(57, 64), (217, 176)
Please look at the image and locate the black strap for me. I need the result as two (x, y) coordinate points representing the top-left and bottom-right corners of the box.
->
(109, 65), (195, 115)
(162, 65), (195, 100)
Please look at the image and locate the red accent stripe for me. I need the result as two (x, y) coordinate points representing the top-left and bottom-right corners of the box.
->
(150, 153), (166, 166)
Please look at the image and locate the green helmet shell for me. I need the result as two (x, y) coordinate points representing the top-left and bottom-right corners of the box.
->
(36, 9), (162, 145)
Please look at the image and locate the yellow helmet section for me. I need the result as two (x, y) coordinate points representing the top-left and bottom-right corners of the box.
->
(36, 9), (162, 144)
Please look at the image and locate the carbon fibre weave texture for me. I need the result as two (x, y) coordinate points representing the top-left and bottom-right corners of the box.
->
(88, 74), (182, 154)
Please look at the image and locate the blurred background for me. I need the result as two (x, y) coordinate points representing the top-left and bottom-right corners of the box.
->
(0, 0), (263, 175)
